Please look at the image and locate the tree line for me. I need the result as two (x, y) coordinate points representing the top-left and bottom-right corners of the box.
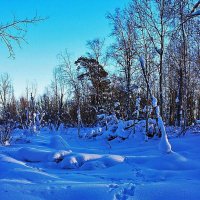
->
(0, 0), (200, 134)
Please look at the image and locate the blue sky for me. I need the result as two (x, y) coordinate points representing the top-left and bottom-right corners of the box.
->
(0, 0), (130, 97)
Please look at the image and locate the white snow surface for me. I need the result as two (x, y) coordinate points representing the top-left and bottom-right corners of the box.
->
(0, 127), (200, 200)
(139, 56), (145, 68)
(152, 96), (157, 108)
(158, 117), (172, 153)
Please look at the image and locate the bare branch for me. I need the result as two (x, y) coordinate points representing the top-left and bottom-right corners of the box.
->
(0, 14), (47, 58)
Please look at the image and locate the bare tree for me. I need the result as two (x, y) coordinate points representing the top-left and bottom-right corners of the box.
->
(168, 0), (200, 127)
(57, 50), (83, 136)
(0, 14), (46, 58)
(0, 73), (13, 145)
(0, 73), (12, 110)
(107, 8), (138, 119)
(131, 0), (175, 118)
(86, 38), (108, 66)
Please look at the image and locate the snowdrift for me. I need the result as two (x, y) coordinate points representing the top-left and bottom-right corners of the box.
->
(0, 124), (200, 200)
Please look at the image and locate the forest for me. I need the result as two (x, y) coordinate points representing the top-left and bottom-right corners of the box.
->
(0, 0), (199, 144)
(0, 1), (200, 200)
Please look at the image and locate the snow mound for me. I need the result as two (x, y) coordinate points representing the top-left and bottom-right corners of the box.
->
(148, 152), (200, 170)
(81, 155), (125, 170)
(0, 154), (27, 171)
(16, 147), (51, 162)
(80, 160), (107, 170)
(59, 153), (102, 169)
(11, 147), (72, 163)
(0, 153), (58, 181)
(49, 150), (72, 162)
(59, 153), (125, 170)
(49, 135), (70, 150)
(100, 155), (125, 167)
(59, 155), (79, 169)
(126, 151), (200, 171)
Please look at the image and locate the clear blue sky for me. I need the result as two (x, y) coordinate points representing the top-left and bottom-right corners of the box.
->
(0, 0), (130, 97)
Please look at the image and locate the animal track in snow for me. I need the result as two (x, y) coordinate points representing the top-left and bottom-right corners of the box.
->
(113, 183), (135, 200)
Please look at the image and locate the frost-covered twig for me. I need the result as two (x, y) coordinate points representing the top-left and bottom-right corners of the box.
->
(0, 14), (47, 58)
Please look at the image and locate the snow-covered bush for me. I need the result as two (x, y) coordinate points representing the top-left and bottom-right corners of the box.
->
(29, 111), (45, 134)
(86, 113), (119, 140)
(114, 120), (131, 140)
(0, 122), (14, 146)
(84, 127), (103, 139)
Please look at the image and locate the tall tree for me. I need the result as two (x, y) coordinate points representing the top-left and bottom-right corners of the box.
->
(75, 57), (110, 112)
(86, 38), (108, 66)
(107, 8), (138, 119)
(133, 0), (175, 118)
(0, 73), (12, 110)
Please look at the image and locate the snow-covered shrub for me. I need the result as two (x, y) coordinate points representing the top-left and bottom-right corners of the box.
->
(87, 113), (119, 140)
(114, 120), (130, 140)
(97, 113), (107, 128)
(98, 119), (135, 141)
(84, 127), (103, 139)
(30, 111), (45, 133)
(0, 122), (14, 146)
(177, 123), (200, 136)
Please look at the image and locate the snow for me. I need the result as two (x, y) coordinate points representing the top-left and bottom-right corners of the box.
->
(158, 117), (172, 153)
(0, 125), (200, 199)
(59, 155), (79, 169)
(155, 47), (162, 55)
(16, 147), (52, 162)
(191, 10), (200, 16)
(114, 102), (120, 108)
(59, 153), (124, 170)
(139, 56), (145, 68)
(49, 135), (71, 150)
(152, 96), (157, 107)
(196, 119), (200, 124)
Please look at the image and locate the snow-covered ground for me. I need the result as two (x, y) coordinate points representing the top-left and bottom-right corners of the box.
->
(0, 127), (200, 200)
